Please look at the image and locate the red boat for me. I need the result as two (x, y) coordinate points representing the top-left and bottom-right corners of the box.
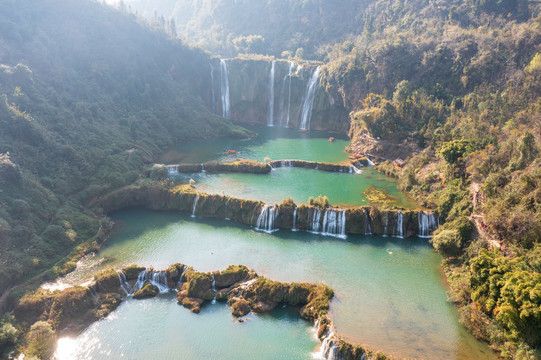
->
(224, 150), (239, 154)
(299, 129), (308, 133)
(348, 153), (363, 159)
(328, 137), (335, 142)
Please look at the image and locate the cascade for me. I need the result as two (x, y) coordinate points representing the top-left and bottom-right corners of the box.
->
(201, 164), (206, 173)
(292, 207), (297, 231)
(179, 267), (188, 285)
(278, 61), (294, 126)
(220, 59), (231, 119)
(393, 212), (404, 238)
(418, 211), (439, 238)
(210, 63), (216, 113)
(117, 271), (133, 296)
(133, 269), (170, 294)
(383, 213), (389, 236)
(225, 198), (230, 220)
(318, 331), (339, 360)
(255, 204), (279, 233)
(321, 208), (347, 239)
(211, 274), (217, 304)
(366, 158), (375, 166)
(364, 209), (372, 235)
(191, 194), (199, 217)
(309, 208), (322, 233)
(167, 165), (178, 174)
(350, 165), (362, 174)
(299, 66), (321, 130)
(267, 61), (275, 126)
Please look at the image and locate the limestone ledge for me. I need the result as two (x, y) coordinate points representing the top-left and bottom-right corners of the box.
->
(94, 183), (437, 238)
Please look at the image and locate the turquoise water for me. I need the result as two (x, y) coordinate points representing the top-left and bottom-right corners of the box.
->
(55, 210), (496, 360)
(159, 125), (351, 164)
(55, 295), (317, 360)
(175, 167), (418, 208)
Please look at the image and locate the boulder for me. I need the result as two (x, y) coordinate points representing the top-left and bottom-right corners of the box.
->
(133, 283), (159, 300)
(231, 298), (251, 317)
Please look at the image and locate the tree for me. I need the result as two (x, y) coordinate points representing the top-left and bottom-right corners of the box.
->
(25, 321), (56, 360)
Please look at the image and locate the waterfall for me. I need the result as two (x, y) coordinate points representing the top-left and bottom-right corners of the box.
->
(383, 213), (389, 236)
(133, 269), (170, 294)
(292, 207), (298, 231)
(321, 209), (347, 239)
(278, 61), (294, 126)
(201, 164), (206, 173)
(117, 270), (133, 296)
(267, 61), (275, 126)
(393, 212), (404, 238)
(211, 274), (217, 304)
(179, 267), (188, 285)
(225, 198), (230, 220)
(364, 209), (372, 235)
(167, 165), (178, 174)
(418, 211), (439, 238)
(350, 165), (362, 174)
(191, 194), (199, 217)
(318, 331), (340, 360)
(299, 66), (320, 130)
(255, 204), (279, 233)
(366, 158), (375, 166)
(210, 63), (216, 113)
(220, 59), (231, 119)
(309, 208), (322, 233)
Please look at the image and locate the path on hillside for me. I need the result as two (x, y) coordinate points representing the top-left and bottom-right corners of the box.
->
(469, 181), (501, 250)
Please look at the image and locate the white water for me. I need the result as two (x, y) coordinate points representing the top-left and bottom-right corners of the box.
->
(292, 207), (298, 231)
(299, 67), (320, 130)
(267, 61), (275, 126)
(220, 59), (231, 119)
(167, 165), (178, 174)
(210, 63), (216, 113)
(278, 62), (294, 127)
(321, 209), (347, 239)
(225, 198), (230, 220)
(133, 269), (170, 294)
(211, 274), (217, 304)
(309, 208), (322, 233)
(255, 204), (280, 233)
(201, 164), (206, 173)
(191, 194), (199, 217)
(418, 211), (439, 238)
(364, 209), (372, 235)
(118, 269), (171, 296)
(366, 158), (375, 166)
(393, 212), (404, 238)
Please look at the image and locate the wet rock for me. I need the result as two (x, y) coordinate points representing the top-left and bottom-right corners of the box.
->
(133, 283), (158, 300)
(231, 298), (250, 317)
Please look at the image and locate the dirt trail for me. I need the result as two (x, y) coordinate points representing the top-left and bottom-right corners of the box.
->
(469, 181), (501, 250)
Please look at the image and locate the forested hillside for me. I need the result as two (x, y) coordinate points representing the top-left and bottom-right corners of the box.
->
(0, 0), (247, 295)
(117, 0), (541, 357)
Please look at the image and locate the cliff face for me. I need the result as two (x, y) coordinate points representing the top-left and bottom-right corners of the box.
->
(208, 58), (350, 133)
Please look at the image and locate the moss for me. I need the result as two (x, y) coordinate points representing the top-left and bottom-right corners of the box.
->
(286, 283), (312, 306)
(93, 268), (121, 294)
(184, 270), (213, 300)
(120, 265), (145, 281)
(231, 298), (251, 317)
(133, 283), (159, 300)
(214, 265), (254, 288)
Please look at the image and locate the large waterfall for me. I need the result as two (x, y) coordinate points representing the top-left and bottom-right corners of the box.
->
(167, 165), (178, 174)
(299, 66), (320, 130)
(256, 204), (280, 233)
(292, 207), (297, 231)
(220, 59), (231, 119)
(278, 61), (295, 127)
(267, 61), (275, 126)
(308, 208), (347, 238)
(418, 211), (439, 238)
(210, 63), (216, 113)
